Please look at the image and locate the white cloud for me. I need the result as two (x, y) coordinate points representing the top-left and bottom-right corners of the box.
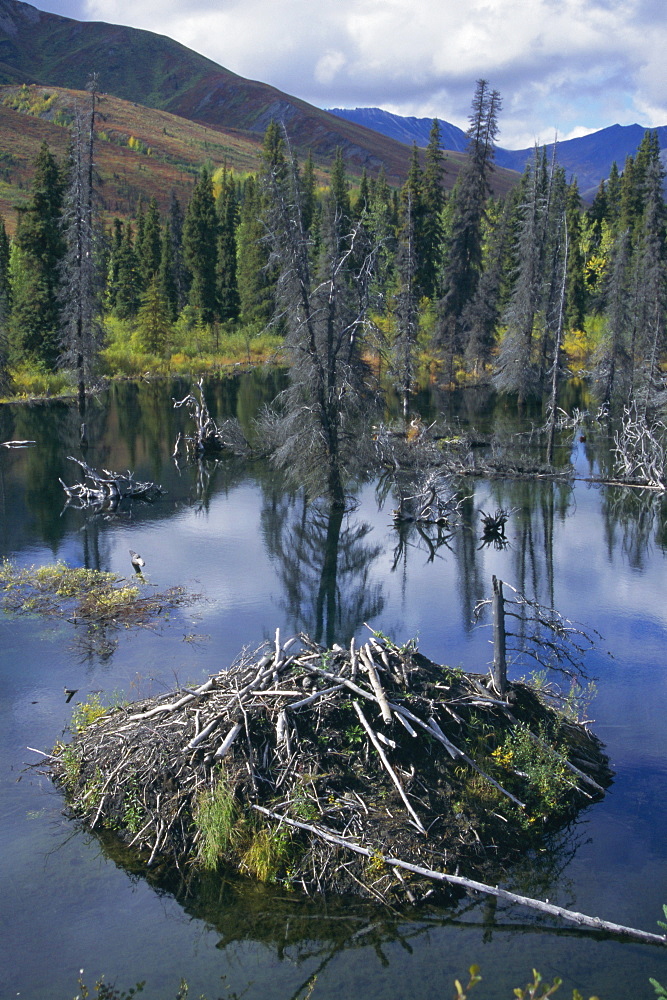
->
(56, 0), (667, 146)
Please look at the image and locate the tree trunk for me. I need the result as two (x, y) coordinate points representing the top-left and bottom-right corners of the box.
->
(491, 575), (507, 695)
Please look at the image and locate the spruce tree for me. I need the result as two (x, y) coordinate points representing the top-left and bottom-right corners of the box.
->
(10, 142), (66, 368)
(216, 168), (240, 323)
(564, 181), (586, 331)
(59, 108), (103, 410)
(330, 147), (351, 225)
(0, 215), (10, 391)
(137, 197), (162, 289)
(421, 119), (446, 300)
(391, 186), (420, 415)
(114, 223), (141, 320)
(183, 165), (218, 325)
(158, 223), (178, 321)
(437, 80), (501, 373)
(136, 277), (171, 356)
(592, 228), (632, 407)
(168, 192), (187, 312)
(301, 149), (317, 234)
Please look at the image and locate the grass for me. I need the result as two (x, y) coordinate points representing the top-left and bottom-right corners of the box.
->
(194, 770), (296, 883)
(0, 362), (77, 402)
(0, 561), (195, 652)
(194, 773), (241, 870)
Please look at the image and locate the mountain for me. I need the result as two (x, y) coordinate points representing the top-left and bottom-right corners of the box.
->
(327, 107), (667, 196)
(494, 124), (667, 196)
(0, 0), (520, 197)
(327, 107), (468, 153)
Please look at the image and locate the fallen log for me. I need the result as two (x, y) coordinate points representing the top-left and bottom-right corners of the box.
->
(252, 805), (667, 948)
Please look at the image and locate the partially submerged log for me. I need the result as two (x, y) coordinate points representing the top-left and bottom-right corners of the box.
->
(48, 630), (613, 907)
(60, 457), (164, 510)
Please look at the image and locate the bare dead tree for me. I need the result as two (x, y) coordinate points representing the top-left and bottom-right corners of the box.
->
(59, 99), (103, 413)
(475, 578), (601, 683)
(173, 378), (251, 458)
(613, 399), (666, 488)
(258, 129), (381, 507)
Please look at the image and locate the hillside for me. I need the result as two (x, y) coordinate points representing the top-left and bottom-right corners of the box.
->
(0, 84), (270, 229)
(0, 0), (414, 183)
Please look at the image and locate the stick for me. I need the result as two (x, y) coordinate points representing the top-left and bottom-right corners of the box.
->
(251, 805), (667, 947)
(359, 645), (392, 725)
(353, 701), (426, 835)
(214, 722), (243, 759)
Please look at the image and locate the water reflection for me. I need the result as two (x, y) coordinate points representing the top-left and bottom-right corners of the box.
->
(261, 491), (384, 645)
(3, 375), (667, 1000)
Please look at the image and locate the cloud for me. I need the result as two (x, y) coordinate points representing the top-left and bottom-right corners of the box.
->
(37, 0), (667, 147)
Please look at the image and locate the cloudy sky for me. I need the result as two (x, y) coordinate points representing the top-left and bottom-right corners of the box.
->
(29, 0), (667, 149)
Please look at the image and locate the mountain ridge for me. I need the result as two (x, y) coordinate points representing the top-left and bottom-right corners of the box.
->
(327, 107), (667, 195)
(0, 0), (519, 196)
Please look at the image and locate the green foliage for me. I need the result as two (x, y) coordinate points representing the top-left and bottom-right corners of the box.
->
(71, 694), (109, 734)
(491, 722), (568, 820)
(73, 970), (148, 1000)
(453, 965), (482, 1000)
(53, 744), (82, 791)
(194, 772), (241, 869)
(121, 779), (145, 834)
(241, 825), (293, 883)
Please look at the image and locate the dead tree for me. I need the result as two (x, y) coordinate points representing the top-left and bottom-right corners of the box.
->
(491, 575), (507, 695)
(257, 127), (381, 508)
(613, 399), (666, 489)
(173, 378), (250, 458)
(475, 577), (601, 691)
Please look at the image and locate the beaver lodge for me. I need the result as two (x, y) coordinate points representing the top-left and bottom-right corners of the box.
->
(48, 628), (613, 907)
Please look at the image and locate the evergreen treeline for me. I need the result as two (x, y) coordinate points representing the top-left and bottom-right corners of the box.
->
(2, 80), (666, 423)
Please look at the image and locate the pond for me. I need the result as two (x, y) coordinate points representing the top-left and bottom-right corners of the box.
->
(1, 372), (667, 1000)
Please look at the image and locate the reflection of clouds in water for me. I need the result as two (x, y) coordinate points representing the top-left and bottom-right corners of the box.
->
(110, 484), (277, 617)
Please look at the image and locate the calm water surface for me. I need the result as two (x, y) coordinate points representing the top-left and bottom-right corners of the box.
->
(1, 374), (667, 999)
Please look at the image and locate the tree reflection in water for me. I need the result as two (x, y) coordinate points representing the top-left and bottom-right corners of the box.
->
(261, 491), (384, 647)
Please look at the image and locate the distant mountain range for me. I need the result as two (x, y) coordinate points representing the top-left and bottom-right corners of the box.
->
(328, 107), (667, 197)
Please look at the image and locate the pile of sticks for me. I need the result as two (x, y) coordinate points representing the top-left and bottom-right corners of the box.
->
(48, 629), (612, 906)
(60, 456), (164, 509)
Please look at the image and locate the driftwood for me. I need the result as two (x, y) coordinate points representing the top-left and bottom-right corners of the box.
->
(1, 439), (36, 448)
(392, 474), (469, 526)
(60, 457), (164, 510)
(251, 804), (666, 947)
(173, 378), (251, 458)
(46, 629), (612, 905)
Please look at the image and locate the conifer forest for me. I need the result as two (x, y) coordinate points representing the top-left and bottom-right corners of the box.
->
(2, 80), (667, 488)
